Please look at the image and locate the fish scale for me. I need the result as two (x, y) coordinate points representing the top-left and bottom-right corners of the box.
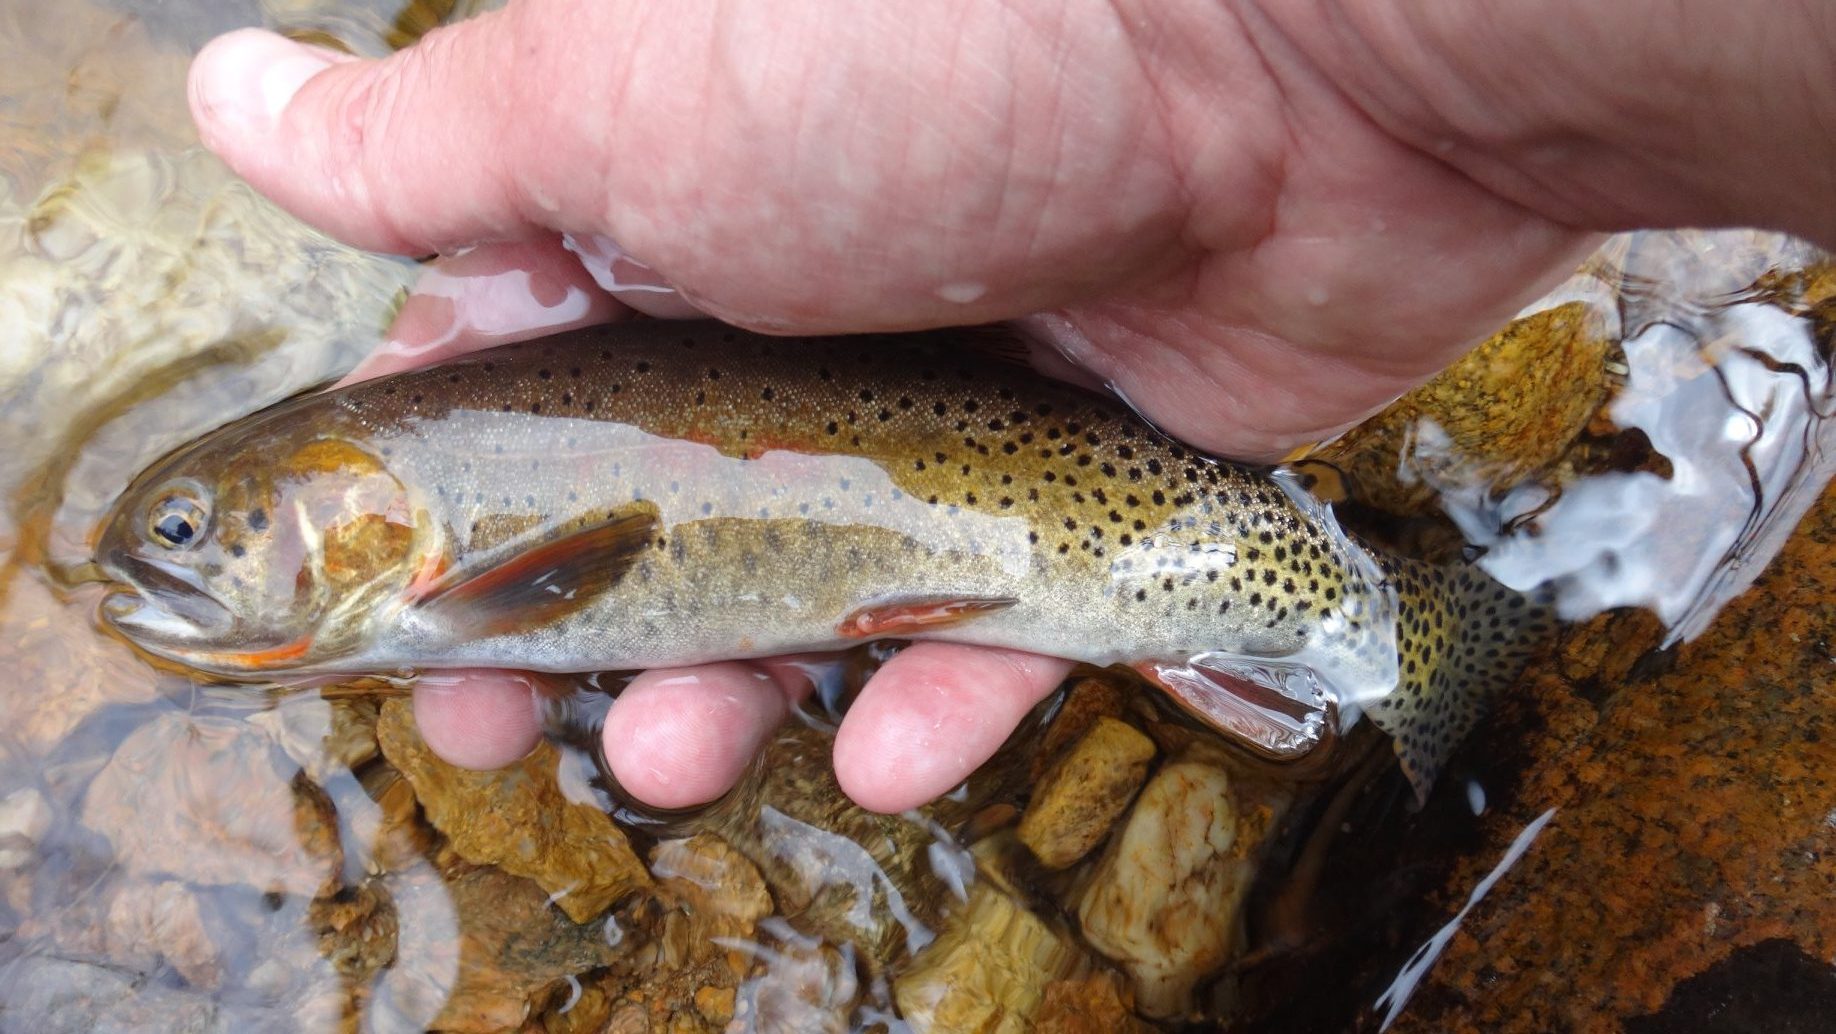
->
(96, 321), (1548, 796)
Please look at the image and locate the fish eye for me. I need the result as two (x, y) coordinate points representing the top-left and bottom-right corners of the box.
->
(146, 487), (211, 550)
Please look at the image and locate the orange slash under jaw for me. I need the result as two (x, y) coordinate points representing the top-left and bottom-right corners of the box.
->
(186, 631), (317, 671)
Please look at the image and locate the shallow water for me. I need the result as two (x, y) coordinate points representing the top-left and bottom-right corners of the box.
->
(2, 2), (1835, 1032)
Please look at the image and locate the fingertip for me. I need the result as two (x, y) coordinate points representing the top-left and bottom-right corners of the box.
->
(412, 669), (542, 769)
(189, 14), (539, 255)
(189, 29), (349, 163)
(833, 646), (1071, 813)
(602, 664), (788, 810)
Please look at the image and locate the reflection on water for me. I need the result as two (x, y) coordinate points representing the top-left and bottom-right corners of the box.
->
(1434, 233), (1836, 645)
(2, 1), (1835, 1032)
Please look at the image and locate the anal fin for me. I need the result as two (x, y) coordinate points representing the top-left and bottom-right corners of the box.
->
(409, 507), (659, 639)
(1133, 658), (1330, 761)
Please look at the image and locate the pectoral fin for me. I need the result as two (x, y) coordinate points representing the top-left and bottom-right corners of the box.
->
(836, 595), (1017, 638)
(408, 508), (659, 638)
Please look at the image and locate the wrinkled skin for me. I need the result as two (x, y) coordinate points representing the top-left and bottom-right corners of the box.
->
(184, 0), (1836, 811)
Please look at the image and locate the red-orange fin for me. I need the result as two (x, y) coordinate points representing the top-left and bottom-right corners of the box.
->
(410, 508), (659, 638)
(1130, 659), (1325, 762)
(836, 595), (1016, 638)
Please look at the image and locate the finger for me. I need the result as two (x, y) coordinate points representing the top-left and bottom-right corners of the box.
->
(413, 669), (543, 769)
(832, 644), (1072, 813)
(188, 23), (530, 254)
(341, 238), (630, 384)
(187, 11), (1197, 330)
(601, 662), (790, 810)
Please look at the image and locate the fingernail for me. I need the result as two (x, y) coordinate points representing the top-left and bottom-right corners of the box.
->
(190, 28), (346, 142)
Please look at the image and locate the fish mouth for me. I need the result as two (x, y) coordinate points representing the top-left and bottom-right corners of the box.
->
(98, 554), (234, 646)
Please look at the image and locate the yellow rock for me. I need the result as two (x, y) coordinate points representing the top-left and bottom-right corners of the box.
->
(1030, 676), (1128, 780)
(894, 874), (1097, 1033)
(1018, 716), (1156, 870)
(1075, 752), (1289, 1020)
(1317, 299), (1614, 515)
(376, 698), (650, 922)
(693, 985), (736, 1026)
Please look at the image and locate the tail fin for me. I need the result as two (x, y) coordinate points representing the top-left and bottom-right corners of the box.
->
(1365, 558), (1554, 801)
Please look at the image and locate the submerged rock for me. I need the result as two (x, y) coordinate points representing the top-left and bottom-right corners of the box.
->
(1315, 298), (1616, 516)
(1018, 715), (1156, 870)
(0, 785), (52, 871)
(894, 877), (1104, 1033)
(249, 692), (381, 787)
(600, 833), (774, 1029)
(0, 954), (297, 1034)
(79, 712), (339, 897)
(1076, 750), (1290, 1020)
(375, 698), (651, 922)
(377, 864), (629, 1034)
(700, 720), (998, 969)
(102, 878), (224, 992)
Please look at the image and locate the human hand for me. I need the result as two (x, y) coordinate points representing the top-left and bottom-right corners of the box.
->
(186, 0), (1836, 812)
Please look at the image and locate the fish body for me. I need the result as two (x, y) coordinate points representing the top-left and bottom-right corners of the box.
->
(96, 322), (1544, 791)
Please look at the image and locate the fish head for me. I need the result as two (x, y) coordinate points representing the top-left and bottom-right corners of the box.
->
(97, 419), (427, 675)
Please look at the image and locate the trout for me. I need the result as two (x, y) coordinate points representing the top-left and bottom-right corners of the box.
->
(94, 322), (1546, 794)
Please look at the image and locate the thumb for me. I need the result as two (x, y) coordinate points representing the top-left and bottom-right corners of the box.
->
(188, 21), (534, 254)
(188, 6), (1193, 333)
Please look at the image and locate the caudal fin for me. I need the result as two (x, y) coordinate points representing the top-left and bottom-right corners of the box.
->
(1365, 559), (1554, 802)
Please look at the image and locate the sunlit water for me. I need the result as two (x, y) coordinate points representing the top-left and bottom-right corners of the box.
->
(2, 2), (1833, 1032)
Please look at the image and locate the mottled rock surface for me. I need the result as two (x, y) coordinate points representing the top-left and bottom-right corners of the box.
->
(1316, 299), (1615, 514)
(378, 864), (628, 1034)
(376, 698), (651, 922)
(1019, 715), (1155, 869)
(895, 881), (1094, 1032)
(79, 712), (339, 897)
(1077, 751), (1289, 1019)
(1385, 482), (1836, 1032)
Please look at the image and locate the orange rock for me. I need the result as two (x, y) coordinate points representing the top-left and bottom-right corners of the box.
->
(1383, 481), (1836, 1032)
(376, 698), (651, 922)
